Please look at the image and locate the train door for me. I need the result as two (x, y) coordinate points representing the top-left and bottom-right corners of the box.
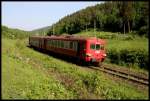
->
(77, 41), (86, 58)
(40, 38), (42, 49)
(43, 38), (46, 49)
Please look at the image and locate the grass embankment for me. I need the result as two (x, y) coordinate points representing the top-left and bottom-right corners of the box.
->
(2, 38), (148, 99)
(76, 31), (148, 71)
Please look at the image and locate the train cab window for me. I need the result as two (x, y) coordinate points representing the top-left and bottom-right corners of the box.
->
(90, 44), (95, 50)
(96, 44), (100, 50)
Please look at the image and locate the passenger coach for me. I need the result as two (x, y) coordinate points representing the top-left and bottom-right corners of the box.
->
(29, 35), (106, 66)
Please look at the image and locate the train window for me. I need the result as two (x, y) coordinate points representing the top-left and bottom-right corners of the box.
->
(63, 41), (69, 49)
(51, 40), (53, 46)
(73, 42), (78, 51)
(61, 41), (64, 48)
(96, 44), (100, 50)
(55, 40), (58, 47)
(66, 41), (69, 49)
(64, 41), (66, 48)
(50, 40), (51, 46)
(57, 40), (59, 48)
(48, 40), (51, 46)
(70, 42), (73, 49)
(54, 40), (56, 47)
(58, 40), (60, 47)
(90, 44), (95, 50)
(52, 40), (55, 47)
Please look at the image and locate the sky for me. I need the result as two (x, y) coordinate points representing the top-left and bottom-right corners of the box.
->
(2, 1), (103, 31)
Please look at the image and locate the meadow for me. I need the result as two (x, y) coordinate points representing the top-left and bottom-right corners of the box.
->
(2, 37), (148, 99)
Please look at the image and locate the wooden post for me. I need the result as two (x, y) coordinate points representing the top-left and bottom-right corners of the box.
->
(94, 19), (96, 37)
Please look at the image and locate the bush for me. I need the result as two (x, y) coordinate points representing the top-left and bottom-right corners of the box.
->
(107, 49), (148, 70)
(138, 26), (148, 36)
(107, 49), (120, 64)
(136, 50), (149, 70)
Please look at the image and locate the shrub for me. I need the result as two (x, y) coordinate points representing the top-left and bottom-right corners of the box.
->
(136, 50), (149, 70)
(107, 49), (148, 70)
(138, 26), (148, 36)
(107, 49), (120, 64)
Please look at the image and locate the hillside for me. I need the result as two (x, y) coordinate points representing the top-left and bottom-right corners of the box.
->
(47, 1), (148, 36)
(2, 26), (149, 99)
(1, 25), (49, 38)
(2, 26), (33, 39)
(31, 26), (51, 36)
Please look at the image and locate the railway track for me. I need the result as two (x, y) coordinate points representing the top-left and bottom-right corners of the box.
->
(88, 65), (149, 86)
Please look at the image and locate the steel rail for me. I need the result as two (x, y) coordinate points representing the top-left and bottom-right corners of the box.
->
(88, 66), (149, 86)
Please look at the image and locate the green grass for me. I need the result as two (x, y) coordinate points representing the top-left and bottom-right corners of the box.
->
(2, 38), (75, 99)
(76, 30), (148, 52)
(105, 38), (148, 51)
(2, 38), (148, 99)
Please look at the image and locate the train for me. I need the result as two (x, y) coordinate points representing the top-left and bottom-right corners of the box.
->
(29, 35), (107, 66)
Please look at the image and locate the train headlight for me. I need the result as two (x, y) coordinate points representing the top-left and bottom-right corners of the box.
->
(103, 54), (107, 57)
(86, 53), (92, 57)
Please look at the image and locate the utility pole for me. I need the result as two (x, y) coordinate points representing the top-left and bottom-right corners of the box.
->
(94, 19), (96, 37)
(53, 25), (55, 35)
(86, 23), (87, 33)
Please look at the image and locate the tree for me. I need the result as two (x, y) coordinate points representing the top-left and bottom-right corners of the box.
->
(119, 1), (135, 34)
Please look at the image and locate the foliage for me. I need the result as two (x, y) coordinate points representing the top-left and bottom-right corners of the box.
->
(47, 1), (148, 35)
(107, 49), (148, 70)
(2, 26), (33, 39)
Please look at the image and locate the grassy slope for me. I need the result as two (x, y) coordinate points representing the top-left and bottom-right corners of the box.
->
(2, 38), (148, 99)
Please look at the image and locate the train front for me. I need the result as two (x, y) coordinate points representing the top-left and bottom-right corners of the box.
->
(84, 38), (106, 65)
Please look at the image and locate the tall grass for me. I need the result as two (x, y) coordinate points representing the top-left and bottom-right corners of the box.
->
(2, 38), (148, 99)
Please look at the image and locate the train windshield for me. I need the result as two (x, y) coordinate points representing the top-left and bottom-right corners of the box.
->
(90, 44), (104, 50)
(96, 44), (100, 50)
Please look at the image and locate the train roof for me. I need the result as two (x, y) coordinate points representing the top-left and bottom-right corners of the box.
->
(30, 35), (106, 43)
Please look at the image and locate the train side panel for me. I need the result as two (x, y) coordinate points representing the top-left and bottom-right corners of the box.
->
(29, 36), (107, 65)
(45, 38), (78, 57)
(29, 37), (40, 48)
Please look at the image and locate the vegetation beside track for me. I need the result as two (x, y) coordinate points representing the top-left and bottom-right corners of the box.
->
(2, 38), (148, 99)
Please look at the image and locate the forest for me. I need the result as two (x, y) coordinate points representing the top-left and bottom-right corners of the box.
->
(47, 1), (148, 37)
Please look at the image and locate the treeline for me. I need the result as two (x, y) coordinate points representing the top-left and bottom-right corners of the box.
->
(2, 26), (33, 39)
(47, 1), (149, 36)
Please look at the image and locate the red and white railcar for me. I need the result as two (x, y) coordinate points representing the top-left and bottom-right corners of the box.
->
(29, 35), (106, 66)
